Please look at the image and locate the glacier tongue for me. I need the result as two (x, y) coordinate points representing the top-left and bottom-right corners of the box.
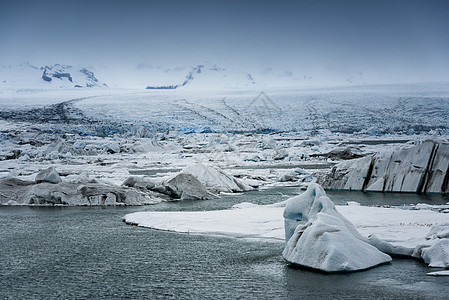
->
(283, 183), (391, 272)
(320, 141), (449, 193)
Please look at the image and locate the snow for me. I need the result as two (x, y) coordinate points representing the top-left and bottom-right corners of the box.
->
(125, 204), (285, 240)
(282, 183), (391, 272)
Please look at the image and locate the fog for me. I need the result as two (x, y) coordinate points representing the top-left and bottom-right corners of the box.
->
(1, 0), (449, 85)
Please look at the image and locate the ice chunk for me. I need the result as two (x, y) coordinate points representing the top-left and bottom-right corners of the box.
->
(416, 224), (449, 268)
(164, 173), (218, 200)
(106, 142), (120, 154)
(421, 239), (449, 268)
(427, 271), (449, 276)
(283, 183), (391, 272)
(278, 171), (299, 182)
(122, 176), (155, 190)
(260, 137), (276, 149)
(367, 234), (414, 257)
(73, 141), (86, 150)
(3, 200), (19, 206)
(183, 163), (252, 193)
(426, 225), (449, 239)
(35, 167), (62, 184)
(232, 202), (258, 209)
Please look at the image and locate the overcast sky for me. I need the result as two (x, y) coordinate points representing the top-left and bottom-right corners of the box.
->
(1, 0), (449, 83)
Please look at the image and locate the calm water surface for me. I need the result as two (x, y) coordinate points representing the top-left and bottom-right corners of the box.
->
(1, 188), (448, 299)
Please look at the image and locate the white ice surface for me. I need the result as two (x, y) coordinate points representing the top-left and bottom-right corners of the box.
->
(124, 203), (449, 249)
(427, 270), (449, 276)
(125, 205), (285, 240)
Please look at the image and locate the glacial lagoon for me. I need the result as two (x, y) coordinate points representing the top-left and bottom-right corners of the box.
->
(1, 188), (448, 299)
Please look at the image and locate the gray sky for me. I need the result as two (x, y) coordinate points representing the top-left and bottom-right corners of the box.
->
(1, 0), (449, 84)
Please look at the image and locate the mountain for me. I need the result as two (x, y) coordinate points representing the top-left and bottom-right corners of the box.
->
(145, 64), (257, 90)
(0, 63), (108, 89)
(0, 62), (368, 91)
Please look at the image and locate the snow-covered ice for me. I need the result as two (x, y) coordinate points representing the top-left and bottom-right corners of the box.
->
(427, 270), (449, 276)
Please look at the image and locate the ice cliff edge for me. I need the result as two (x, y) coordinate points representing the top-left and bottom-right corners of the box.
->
(319, 141), (449, 194)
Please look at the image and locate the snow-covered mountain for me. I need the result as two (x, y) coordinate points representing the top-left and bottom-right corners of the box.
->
(142, 63), (370, 90)
(0, 62), (369, 91)
(0, 63), (107, 89)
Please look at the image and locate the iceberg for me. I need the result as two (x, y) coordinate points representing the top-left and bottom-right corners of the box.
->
(0, 169), (160, 206)
(35, 167), (62, 184)
(421, 239), (449, 268)
(164, 173), (218, 200)
(182, 163), (252, 193)
(282, 183), (392, 272)
(320, 141), (449, 193)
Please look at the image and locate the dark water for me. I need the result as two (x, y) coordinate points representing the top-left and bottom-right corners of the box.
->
(1, 189), (449, 299)
(326, 190), (449, 206)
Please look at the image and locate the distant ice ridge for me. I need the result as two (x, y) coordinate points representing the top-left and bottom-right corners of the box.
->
(320, 141), (449, 193)
(283, 183), (392, 272)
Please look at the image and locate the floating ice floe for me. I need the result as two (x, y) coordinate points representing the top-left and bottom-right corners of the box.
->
(427, 270), (449, 276)
(282, 183), (392, 272)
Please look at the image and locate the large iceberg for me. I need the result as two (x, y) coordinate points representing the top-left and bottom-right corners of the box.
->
(283, 183), (392, 272)
(320, 141), (449, 193)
